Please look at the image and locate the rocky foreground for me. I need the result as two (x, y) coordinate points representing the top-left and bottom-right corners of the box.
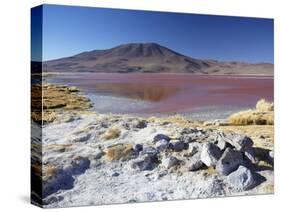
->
(31, 84), (274, 208)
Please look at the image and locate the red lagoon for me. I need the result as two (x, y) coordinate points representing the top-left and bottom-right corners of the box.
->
(50, 73), (273, 115)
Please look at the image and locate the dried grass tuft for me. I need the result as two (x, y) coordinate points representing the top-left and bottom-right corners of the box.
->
(229, 99), (274, 125)
(102, 128), (121, 140)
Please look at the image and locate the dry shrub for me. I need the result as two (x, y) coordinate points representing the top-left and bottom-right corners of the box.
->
(42, 165), (57, 181)
(106, 144), (133, 161)
(102, 128), (121, 140)
(229, 99), (274, 125)
(256, 99), (274, 112)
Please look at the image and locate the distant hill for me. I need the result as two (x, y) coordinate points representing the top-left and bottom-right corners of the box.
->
(43, 43), (273, 75)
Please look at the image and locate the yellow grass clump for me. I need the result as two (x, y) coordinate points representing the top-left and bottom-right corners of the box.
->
(256, 98), (274, 112)
(102, 128), (121, 140)
(229, 99), (274, 125)
(42, 165), (57, 181)
(105, 144), (133, 161)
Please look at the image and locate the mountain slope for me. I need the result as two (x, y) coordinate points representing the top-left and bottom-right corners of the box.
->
(43, 43), (273, 75)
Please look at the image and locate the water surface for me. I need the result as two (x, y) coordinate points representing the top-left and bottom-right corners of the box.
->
(47, 73), (273, 120)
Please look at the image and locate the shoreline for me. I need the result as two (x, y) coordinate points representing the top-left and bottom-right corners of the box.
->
(40, 71), (274, 78)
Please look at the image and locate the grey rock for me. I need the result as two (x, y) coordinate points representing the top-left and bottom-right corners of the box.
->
(196, 131), (204, 137)
(132, 155), (159, 171)
(153, 134), (171, 143)
(141, 147), (158, 155)
(43, 169), (74, 198)
(68, 157), (91, 175)
(186, 153), (204, 171)
(253, 147), (273, 165)
(216, 137), (228, 150)
(269, 150), (274, 165)
(224, 134), (253, 151)
(156, 170), (168, 179)
(112, 172), (120, 177)
(162, 156), (181, 169)
(269, 150), (274, 158)
(214, 132), (231, 150)
(200, 143), (222, 167)
(216, 148), (244, 175)
(93, 150), (105, 160)
(186, 142), (200, 156)
(179, 134), (193, 143)
(169, 140), (186, 152)
(155, 139), (170, 152)
(244, 147), (259, 164)
(227, 165), (257, 191)
(132, 119), (147, 129)
(43, 157), (90, 198)
(71, 133), (91, 142)
(134, 144), (143, 153)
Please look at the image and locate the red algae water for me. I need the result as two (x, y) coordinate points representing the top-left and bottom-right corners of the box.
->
(48, 73), (273, 119)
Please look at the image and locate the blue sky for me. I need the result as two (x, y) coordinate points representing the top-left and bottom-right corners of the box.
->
(32, 4), (274, 63)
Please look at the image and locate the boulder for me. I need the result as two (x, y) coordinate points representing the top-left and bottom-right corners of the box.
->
(244, 147), (259, 164)
(216, 135), (228, 150)
(224, 134), (253, 151)
(169, 140), (186, 152)
(132, 154), (159, 171)
(155, 139), (170, 152)
(186, 142), (200, 156)
(134, 144), (143, 153)
(186, 153), (204, 171)
(200, 143), (222, 167)
(43, 168), (74, 198)
(216, 147), (244, 175)
(227, 165), (257, 191)
(162, 156), (181, 169)
(153, 134), (171, 143)
(69, 156), (91, 175)
(253, 147), (273, 165)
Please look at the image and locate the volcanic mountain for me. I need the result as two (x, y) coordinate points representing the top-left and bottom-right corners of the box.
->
(43, 43), (273, 75)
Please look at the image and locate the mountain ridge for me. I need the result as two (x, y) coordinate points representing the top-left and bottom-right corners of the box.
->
(43, 43), (273, 75)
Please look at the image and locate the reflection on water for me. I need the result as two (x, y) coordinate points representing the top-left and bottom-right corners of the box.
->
(95, 83), (180, 102)
(47, 73), (274, 118)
